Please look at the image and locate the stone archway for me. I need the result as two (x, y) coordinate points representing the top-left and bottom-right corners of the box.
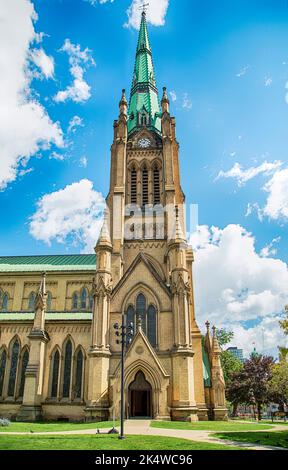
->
(128, 371), (152, 418)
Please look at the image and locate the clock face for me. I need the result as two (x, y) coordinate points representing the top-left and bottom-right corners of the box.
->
(138, 138), (151, 149)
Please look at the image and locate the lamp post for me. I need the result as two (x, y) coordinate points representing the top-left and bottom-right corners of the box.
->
(113, 316), (134, 439)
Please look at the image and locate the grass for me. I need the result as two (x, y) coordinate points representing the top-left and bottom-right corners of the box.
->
(0, 421), (118, 433)
(0, 434), (244, 450)
(151, 420), (273, 431)
(214, 431), (288, 449)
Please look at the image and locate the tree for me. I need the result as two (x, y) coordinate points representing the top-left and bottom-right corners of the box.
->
(279, 305), (288, 335)
(221, 350), (243, 386)
(226, 354), (274, 420)
(216, 328), (234, 348)
(268, 360), (288, 411)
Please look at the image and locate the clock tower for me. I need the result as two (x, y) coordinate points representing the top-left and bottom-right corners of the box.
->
(86, 11), (227, 422)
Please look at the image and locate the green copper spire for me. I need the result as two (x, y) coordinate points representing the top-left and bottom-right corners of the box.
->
(128, 11), (161, 136)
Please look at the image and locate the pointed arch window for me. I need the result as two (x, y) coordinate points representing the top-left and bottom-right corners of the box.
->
(130, 166), (137, 205)
(74, 349), (84, 399)
(0, 349), (7, 397)
(28, 292), (36, 311)
(147, 305), (157, 348)
(62, 340), (72, 398)
(8, 339), (20, 397)
(18, 349), (29, 398)
(50, 350), (60, 398)
(46, 292), (52, 311)
(153, 166), (160, 205)
(2, 293), (9, 311)
(142, 166), (149, 208)
(136, 294), (147, 335)
(72, 292), (78, 310)
(125, 295), (157, 348)
(80, 288), (88, 310)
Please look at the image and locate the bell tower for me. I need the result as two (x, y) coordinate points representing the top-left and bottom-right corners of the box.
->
(86, 10), (226, 422)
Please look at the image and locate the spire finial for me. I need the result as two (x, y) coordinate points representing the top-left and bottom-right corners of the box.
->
(96, 207), (112, 248)
(119, 88), (127, 116)
(139, 2), (149, 16)
(174, 205), (185, 241)
(161, 86), (170, 113)
(205, 320), (210, 332)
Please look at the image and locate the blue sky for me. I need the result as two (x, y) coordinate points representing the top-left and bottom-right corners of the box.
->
(1, 0), (288, 355)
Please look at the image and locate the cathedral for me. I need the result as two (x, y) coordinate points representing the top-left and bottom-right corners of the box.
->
(0, 12), (226, 422)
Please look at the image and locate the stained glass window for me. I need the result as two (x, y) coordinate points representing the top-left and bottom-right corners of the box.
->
(2, 293), (8, 311)
(75, 350), (83, 399)
(72, 292), (78, 310)
(51, 350), (60, 398)
(8, 339), (20, 397)
(28, 292), (35, 311)
(0, 349), (7, 397)
(80, 288), (87, 310)
(136, 294), (146, 335)
(147, 305), (157, 347)
(62, 340), (72, 398)
(18, 349), (29, 398)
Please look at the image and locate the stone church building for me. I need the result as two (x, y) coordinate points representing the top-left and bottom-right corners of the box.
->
(0, 12), (226, 422)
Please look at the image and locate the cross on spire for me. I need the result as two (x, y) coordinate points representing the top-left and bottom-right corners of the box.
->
(139, 2), (149, 15)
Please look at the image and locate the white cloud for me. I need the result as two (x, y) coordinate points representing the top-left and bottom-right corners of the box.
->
(182, 92), (192, 109)
(30, 48), (54, 79)
(236, 65), (250, 77)
(0, 0), (64, 190)
(285, 81), (288, 104)
(54, 39), (95, 104)
(68, 115), (84, 133)
(264, 77), (272, 87)
(79, 156), (88, 167)
(169, 91), (177, 102)
(190, 224), (288, 355)
(86, 0), (114, 5)
(29, 179), (105, 253)
(262, 168), (288, 220)
(216, 160), (282, 187)
(125, 0), (169, 29)
(260, 237), (281, 258)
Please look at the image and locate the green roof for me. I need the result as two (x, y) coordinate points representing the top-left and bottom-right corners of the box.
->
(0, 254), (96, 273)
(0, 312), (92, 321)
(202, 343), (212, 387)
(128, 12), (161, 136)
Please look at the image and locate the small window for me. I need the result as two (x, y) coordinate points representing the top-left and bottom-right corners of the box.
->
(8, 339), (20, 397)
(75, 349), (84, 399)
(51, 350), (60, 398)
(62, 340), (72, 398)
(2, 293), (9, 311)
(80, 288), (88, 310)
(0, 349), (7, 397)
(72, 292), (78, 310)
(28, 292), (36, 311)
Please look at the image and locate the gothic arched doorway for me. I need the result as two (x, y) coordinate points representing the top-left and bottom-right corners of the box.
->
(128, 371), (152, 418)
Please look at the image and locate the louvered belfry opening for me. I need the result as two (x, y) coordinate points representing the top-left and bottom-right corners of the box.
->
(142, 166), (149, 208)
(130, 167), (137, 204)
(153, 166), (160, 205)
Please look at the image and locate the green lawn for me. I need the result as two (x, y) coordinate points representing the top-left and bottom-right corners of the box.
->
(151, 421), (273, 431)
(0, 421), (118, 433)
(214, 431), (288, 449)
(0, 434), (244, 450)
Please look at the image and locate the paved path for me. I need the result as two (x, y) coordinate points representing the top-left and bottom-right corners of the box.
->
(1, 420), (287, 451)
